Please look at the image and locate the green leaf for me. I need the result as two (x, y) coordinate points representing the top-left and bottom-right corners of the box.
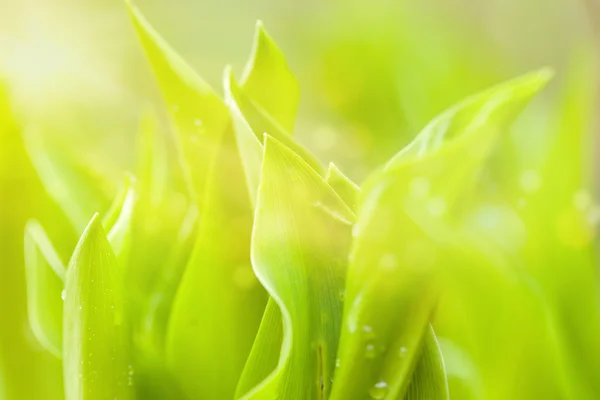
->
(24, 128), (114, 233)
(235, 299), (283, 399)
(330, 70), (551, 400)
(129, 6), (267, 399)
(224, 66), (264, 207)
(106, 173), (137, 258)
(387, 68), (553, 171)
(24, 220), (65, 358)
(404, 328), (449, 400)
(326, 162), (360, 212)
(166, 122), (267, 399)
(238, 136), (354, 399)
(63, 214), (134, 400)
(127, 2), (229, 206)
(135, 109), (168, 208)
(239, 21), (300, 133)
(224, 59), (324, 176)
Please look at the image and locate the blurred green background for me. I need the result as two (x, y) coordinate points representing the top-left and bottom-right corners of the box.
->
(0, 0), (598, 399)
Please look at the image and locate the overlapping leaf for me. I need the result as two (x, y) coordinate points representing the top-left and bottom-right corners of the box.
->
(330, 70), (551, 400)
(128, 5), (267, 398)
(239, 136), (354, 399)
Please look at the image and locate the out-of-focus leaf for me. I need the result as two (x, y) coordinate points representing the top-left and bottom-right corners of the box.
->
(166, 121), (266, 399)
(24, 220), (65, 358)
(127, 1), (229, 206)
(506, 54), (600, 399)
(326, 162), (360, 211)
(135, 109), (168, 208)
(126, 111), (192, 400)
(239, 21), (300, 133)
(238, 136), (354, 399)
(106, 173), (137, 258)
(24, 127), (114, 233)
(325, 161), (448, 400)
(0, 80), (65, 400)
(330, 70), (551, 400)
(128, 6), (267, 398)
(63, 213), (134, 400)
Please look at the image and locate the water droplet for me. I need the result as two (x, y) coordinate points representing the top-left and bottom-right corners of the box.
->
(365, 343), (376, 359)
(399, 346), (407, 357)
(171, 104), (180, 112)
(519, 170), (541, 194)
(410, 177), (430, 199)
(335, 358), (341, 368)
(427, 197), (447, 217)
(362, 325), (373, 333)
(189, 134), (199, 144)
(61, 289), (66, 301)
(193, 119), (203, 127)
(379, 253), (397, 271)
(369, 380), (388, 399)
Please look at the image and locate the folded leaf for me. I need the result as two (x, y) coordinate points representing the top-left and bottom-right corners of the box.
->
(238, 136), (354, 399)
(63, 213), (133, 400)
(24, 221), (66, 358)
(330, 70), (551, 400)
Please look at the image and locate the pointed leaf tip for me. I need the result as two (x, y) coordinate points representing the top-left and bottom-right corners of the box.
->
(63, 212), (133, 400)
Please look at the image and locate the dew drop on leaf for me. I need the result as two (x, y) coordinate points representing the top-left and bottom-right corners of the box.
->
(369, 380), (388, 399)
(365, 343), (376, 359)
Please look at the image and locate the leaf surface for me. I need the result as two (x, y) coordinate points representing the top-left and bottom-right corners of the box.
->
(238, 136), (354, 399)
(63, 214), (133, 400)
